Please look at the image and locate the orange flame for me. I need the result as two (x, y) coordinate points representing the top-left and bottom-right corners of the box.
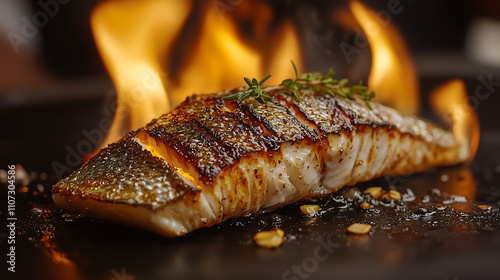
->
(90, 0), (193, 151)
(349, 0), (419, 115)
(91, 0), (301, 152)
(430, 80), (480, 162)
(345, 1), (478, 160)
(167, 4), (301, 106)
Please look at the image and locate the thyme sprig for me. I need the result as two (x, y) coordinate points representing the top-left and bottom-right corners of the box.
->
(224, 74), (272, 104)
(224, 60), (375, 108)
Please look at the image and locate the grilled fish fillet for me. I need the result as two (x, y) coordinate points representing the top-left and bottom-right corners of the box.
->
(52, 88), (468, 237)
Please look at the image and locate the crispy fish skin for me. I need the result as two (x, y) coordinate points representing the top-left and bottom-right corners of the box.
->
(52, 88), (466, 237)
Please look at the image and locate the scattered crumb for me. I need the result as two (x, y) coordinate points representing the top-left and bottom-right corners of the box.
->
(477, 205), (492, 210)
(300, 205), (320, 216)
(402, 188), (416, 202)
(347, 223), (372, 235)
(388, 190), (401, 200)
(360, 202), (371, 209)
(364, 187), (383, 199)
(443, 195), (467, 204)
(253, 228), (285, 249)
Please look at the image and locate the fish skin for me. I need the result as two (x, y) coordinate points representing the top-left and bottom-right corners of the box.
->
(52, 134), (199, 209)
(52, 88), (466, 237)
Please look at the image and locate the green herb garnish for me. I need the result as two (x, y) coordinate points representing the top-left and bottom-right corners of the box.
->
(224, 74), (272, 104)
(224, 60), (375, 108)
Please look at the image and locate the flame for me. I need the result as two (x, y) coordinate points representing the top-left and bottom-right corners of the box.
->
(90, 0), (301, 153)
(430, 80), (480, 162)
(90, 0), (193, 151)
(349, 0), (419, 114)
(167, 5), (301, 106)
(347, 1), (479, 161)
